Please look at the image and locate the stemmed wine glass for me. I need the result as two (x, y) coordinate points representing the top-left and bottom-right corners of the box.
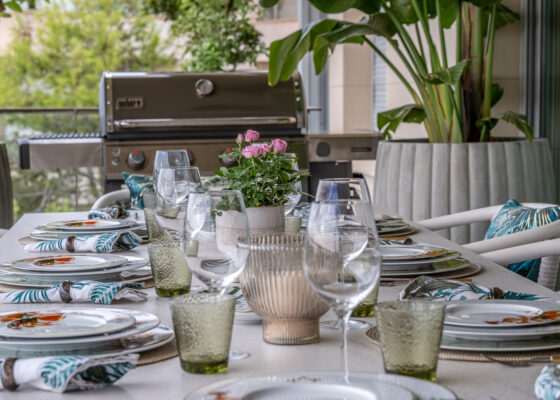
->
(315, 178), (377, 330)
(155, 166), (202, 239)
(183, 189), (251, 360)
(303, 199), (381, 381)
(283, 153), (303, 215)
(153, 149), (190, 190)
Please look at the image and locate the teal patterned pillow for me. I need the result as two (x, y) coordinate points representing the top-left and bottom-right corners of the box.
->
(485, 198), (560, 282)
(122, 172), (154, 209)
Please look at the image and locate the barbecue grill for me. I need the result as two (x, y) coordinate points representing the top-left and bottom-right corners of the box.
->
(18, 71), (379, 194)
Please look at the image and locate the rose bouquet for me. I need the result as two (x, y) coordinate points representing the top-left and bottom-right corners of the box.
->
(215, 130), (307, 208)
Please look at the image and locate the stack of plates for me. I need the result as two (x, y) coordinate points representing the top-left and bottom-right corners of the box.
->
(380, 244), (476, 279)
(186, 371), (456, 400)
(442, 300), (560, 352)
(0, 308), (172, 358)
(0, 254), (151, 288)
(30, 218), (146, 241)
(376, 216), (416, 237)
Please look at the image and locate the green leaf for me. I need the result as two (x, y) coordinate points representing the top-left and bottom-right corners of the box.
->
(475, 116), (499, 133)
(423, 59), (471, 85)
(490, 83), (503, 107)
(268, 19), (339, 85)
(388, 0), (419, 24)
(308, 0), (382, 14)
(465, 0), (500, 6)
(259, 0), (280, 7)
(377, 104), (426, 138)
(492, 4), (519, 30)
(438, 0), (459, 29)
(498, 111), (534, 142)
(5, 1), (22, 12)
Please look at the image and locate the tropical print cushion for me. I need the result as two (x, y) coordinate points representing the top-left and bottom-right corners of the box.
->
(485, 198), (560, 281)
(122, 172), (153, 209)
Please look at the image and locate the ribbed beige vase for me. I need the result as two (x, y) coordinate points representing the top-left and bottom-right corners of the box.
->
(238, 234), (329, 345)
(373, 138), (557, 243)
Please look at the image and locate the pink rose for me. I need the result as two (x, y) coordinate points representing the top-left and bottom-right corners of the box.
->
(260, 144), (271, 154)
(245, 129), (260, 143)
(271, 138), (288, 153)
(236, 133), (244, 144)
(241, 145), (260, 159)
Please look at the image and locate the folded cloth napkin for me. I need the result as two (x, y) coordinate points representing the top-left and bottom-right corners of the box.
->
(399, 276), (545, 301)
(0, 354), (138, 393)
(536, 365), (560, 400)
(88, 206), (129, 220)
(24, 231), (141, 253)
(0, 281), (147, 304)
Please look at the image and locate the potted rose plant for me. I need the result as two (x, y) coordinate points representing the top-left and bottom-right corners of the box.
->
(215, 129), (308, 233)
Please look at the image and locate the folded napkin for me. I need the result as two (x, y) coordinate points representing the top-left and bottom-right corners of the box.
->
(0, 281), (147, 304)
(0, 354), (138, 393)
(24, 231), (141, 253)
(536, 365), (560, 400)
(88, 206), (129, 220)
(399, 276), (545, 301)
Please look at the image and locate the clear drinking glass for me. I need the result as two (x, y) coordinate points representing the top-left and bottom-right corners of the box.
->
(351, 249), (382, 317)
(315, 178), (379, 330)
(171, 293), (235, 374)
(155, 166), (202, 239)
(153, 149), (190, 191)
(143, 192), (173, 242)
(183, 190), (250, 293)
(147, 240), (192, 297)
(284, 153), (303, 215)
(304, 199), (382, 381)
(375, 301), (446, 382)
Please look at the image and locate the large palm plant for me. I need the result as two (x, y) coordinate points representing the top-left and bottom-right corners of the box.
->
(262, 0), (532, 143)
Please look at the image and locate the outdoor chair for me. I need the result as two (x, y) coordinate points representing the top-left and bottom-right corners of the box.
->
(91, 189), (130, 209)
(417, 203), (560, 290)
(0, 142), (13, 238)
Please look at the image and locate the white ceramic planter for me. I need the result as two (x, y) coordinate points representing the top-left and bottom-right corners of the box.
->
(246, 205), (285, 234)
(373, 138), (557, 243)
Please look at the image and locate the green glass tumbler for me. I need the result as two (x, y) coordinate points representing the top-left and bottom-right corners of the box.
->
(375, 301), (446, 382)
(351, 279), (380, 317)
(147, 240), (192, 297)
(171, 293), (235, 374)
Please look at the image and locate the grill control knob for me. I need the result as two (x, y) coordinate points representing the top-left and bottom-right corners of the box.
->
(127, 149), (146, 170)
(219, 148), (237, 168)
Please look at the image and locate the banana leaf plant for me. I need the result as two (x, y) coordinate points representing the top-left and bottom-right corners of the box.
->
(261, 0), (532, 143)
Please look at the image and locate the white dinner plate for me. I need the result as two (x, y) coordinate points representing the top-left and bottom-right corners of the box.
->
(1, 259), (147, 277)
(441, 333), (560, 352)
(0, 325), (173, 359)
(382, 250), (461, 268)
(11, 254), (127, 273)
(381, 258), (472, 277)
(0, 308), (135, 339)
(444, 321), (560, 341)
(46, 219), (137, 231)
(185, 371), (456, 400)
(0, 268), (152, 288)
(380, 244), (447, 261)
(445, 300), (560, 328)
(377, 223), (410, 234)
(0, 309), (160, 350)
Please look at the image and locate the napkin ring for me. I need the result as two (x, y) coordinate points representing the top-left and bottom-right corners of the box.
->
(66, 235), (76, 252)
(1, 357), (19, 391)
(60, 281), (73, 303)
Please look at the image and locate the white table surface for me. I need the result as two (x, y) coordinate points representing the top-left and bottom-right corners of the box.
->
(1, 212), (558, 399)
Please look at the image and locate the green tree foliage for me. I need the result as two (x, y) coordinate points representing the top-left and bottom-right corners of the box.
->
(0, 0), (175, 219)
(144, 0), (266, 71)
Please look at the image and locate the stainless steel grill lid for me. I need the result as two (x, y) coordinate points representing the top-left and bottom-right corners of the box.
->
(99, 71), (305, 139)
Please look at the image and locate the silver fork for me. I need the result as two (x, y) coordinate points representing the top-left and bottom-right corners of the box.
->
(482, 354), (560, 367)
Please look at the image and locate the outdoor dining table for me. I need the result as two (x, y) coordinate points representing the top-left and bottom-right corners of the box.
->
(1, 211), (558, 399)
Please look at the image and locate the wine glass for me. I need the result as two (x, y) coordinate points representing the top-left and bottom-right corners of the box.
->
(283, 153), (303, 215)
(183, 190), (251, 360)
(304, 199), (381, 381)
(155, 166), (202, 239)
(315, 178), (378, 330)
(153, 149), (190, 190)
